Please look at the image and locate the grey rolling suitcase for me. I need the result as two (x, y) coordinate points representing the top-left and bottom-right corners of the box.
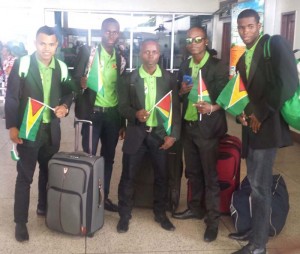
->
(46, 119), (104, 236)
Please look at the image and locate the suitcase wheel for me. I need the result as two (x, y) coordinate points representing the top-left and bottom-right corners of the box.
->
(87, 232), (94, 238)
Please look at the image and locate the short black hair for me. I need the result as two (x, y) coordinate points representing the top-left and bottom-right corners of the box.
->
(237, 9), (260, 23)
(101, 18), (120, 30)
(187, 26), (207, 38)
(140, 39), (160, 51)
(36, 26), (57, 38)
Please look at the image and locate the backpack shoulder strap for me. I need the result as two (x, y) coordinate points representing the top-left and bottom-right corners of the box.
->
(264, 36), (272, 59)
(263, 36), (273, 83)
(57, 59), (68, 82)
(18, 55), (31, 78)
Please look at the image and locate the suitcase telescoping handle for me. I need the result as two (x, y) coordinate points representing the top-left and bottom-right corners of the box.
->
(74, 118), (93, 155)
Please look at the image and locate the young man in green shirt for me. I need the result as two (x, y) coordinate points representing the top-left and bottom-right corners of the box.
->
(74, 18), (127, 212)
(116, 39), (181, 233)
(5, 26), (73, 242)
(230, 9), (298, 254)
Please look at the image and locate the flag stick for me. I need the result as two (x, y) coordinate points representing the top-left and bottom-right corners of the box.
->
(29, 97), (55, 111)
(148, 90), (172, 113)
(199, 69), (202, 121)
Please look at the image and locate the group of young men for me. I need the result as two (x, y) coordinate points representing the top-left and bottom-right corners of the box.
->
(5, 8), (298, 254)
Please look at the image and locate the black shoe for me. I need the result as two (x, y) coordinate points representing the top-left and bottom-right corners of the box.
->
(204, 226), (218, 242)
(232, 243), (266, 254)
(36, 208), (46, 216)
(104, 198), (118, 212)
(117, 218), (129, 233)
(228, 230), (252, 241)
(172, 208), (205, 220)
(155, 215), (175, 231)
(15, 223), (29, 242)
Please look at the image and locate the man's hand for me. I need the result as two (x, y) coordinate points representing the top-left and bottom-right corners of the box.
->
(193, 101), (215, 115)
(136, 109), (149, 122)
(160, 136), (176, 150)
(119, 127), (126, 140)
(248, 114), (261, 133)
(179, 82), (193, 96)
(54, 105), (68, 118)
(80, 77), (87, 89)
(237, 112), (248, 126)
(9, 127), (23, 144)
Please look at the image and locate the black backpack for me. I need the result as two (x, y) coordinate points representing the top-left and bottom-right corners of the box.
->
(230, 174), (289, 236)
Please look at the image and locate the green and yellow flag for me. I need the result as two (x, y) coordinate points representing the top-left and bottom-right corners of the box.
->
(188, 69), (211, 103)
(216, 73), (249, 116)
(19, 97), (45, 141)
(155, 91), (172, 135)
(87, 48), (104, 95)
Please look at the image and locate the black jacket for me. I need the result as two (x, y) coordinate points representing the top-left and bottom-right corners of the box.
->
(178, 55), (228, 139)
(118, 68), (181, 154)
(236, 34), (298, 155)
(73, 44), (126, 120)
(5, 53), (73, 147)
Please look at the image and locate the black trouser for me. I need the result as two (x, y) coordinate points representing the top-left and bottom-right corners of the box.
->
(183, 123), (220, 228)
(118, 133), (168, 219)
(14, 124), (59, 223)
(81, 106), (120, 199)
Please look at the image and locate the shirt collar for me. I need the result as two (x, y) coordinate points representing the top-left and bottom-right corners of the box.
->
(35, 53), (55, 70)
(189, 51), (210, 69)
(246, 34), (263, 54)
(139, 64), (162, 78)
(100, 44), (116, 60)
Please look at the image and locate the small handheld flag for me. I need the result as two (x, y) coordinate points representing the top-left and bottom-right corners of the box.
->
(148, 91), (173, 135)
(216, 73), (249, 116)
(18, 97), (46, 141)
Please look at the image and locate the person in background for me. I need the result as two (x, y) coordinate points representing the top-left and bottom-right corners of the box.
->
(116, 39), (181, 233)
(172, 26), (228, 243)
(5, 25), (73, 242)
(1, 45), (17, 108)
(230, 9), (298, 254)
(73, 18), (127, 212)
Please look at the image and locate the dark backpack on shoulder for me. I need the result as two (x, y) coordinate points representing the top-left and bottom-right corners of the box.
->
(230, 174), (289, 236)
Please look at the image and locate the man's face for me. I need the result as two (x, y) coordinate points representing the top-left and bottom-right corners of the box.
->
(35, 33), (58, 65)
(140, 41), (160, 68)
(101, 22), (120, 48)
(186, 28), (208, 56)
(237, 17), (261, 48)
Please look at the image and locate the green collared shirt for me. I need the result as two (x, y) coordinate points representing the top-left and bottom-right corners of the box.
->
(185, 51), (210, 121)
(36, 54), (55, 123)
(139, 64), (162, 127)
(245, 34), (262, 78)
(95, 45), (118, 107)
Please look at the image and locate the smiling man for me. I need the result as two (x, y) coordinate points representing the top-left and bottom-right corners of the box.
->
(5, 26), (73, 242)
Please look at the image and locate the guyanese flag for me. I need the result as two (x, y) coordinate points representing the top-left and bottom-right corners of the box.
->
(216, 72), (249, 116)
(155, 91), (172, 135)
(198, 75), (211, 103)
(188, 69), (211, 103)
(87, 48), (104, 96)
(19, 97), (45, 141)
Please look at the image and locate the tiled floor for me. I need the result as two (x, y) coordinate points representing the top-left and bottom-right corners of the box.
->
(0, 104), (300, 254)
